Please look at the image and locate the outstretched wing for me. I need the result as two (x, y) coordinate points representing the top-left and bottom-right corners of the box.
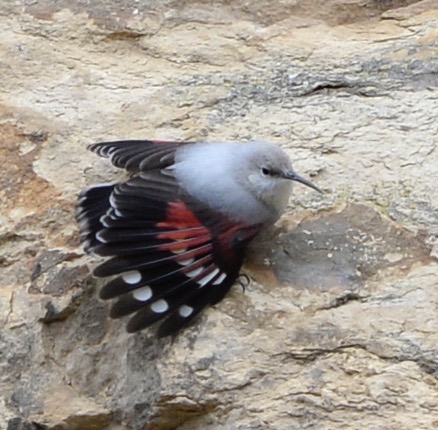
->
(88, 140), (193, 172)
(76, 169), (261, 337)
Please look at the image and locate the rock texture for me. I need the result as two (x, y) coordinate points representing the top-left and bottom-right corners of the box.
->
(1, 1), (437, 429)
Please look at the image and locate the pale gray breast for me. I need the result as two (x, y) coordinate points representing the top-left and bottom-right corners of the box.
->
(172, 143), (274, 224)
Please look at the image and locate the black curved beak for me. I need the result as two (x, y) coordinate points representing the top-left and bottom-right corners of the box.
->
(284, 171), (323, 193)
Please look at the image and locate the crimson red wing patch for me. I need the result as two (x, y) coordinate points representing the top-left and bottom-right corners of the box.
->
(76, 168), (262, 336)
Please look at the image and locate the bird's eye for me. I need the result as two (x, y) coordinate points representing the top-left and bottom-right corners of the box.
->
(261, 167), (271, 176)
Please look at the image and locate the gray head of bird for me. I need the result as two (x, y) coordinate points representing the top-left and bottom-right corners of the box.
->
(238, 141), (322, 218)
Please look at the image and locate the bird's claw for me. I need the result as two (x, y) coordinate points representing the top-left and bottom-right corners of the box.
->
(236, 273), (251, 293)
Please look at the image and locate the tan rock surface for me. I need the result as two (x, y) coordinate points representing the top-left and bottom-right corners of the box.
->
(0, 1), (437, 429)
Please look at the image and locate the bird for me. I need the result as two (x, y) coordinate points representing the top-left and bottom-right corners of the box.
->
(76, 140), (322, 337)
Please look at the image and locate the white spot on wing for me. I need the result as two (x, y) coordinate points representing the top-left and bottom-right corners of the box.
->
(186, 267), (204, 279)
(197, 268), (220, 287)
(151, 299), (169, 313)
(122, 270), (142, 284)
(133, 286), (152, 301)
(172, 247), (187, 255)
(179, 257), (194, 266)
(212, 272), (227, 285)
(179, 305), (194, 317)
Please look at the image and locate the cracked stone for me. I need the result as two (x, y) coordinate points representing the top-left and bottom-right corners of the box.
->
(0, 1), (437, 429)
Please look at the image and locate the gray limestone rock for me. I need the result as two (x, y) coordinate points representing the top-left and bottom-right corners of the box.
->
(0, 0), (437, 429)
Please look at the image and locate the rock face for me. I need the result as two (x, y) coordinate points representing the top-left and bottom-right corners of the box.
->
(1, 1), (437, 429)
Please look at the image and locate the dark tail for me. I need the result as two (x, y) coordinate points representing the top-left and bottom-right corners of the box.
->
(76, 184), (115, 252)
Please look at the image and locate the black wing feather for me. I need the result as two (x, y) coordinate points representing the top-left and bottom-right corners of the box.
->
(88, 140), (192, 171)
(77, 159), (261, 336)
